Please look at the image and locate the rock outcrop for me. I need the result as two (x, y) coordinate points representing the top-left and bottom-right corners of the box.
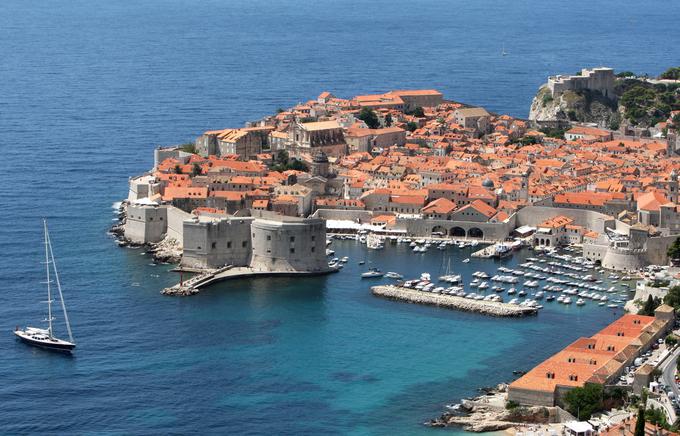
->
(529, 86), (619, 128)
(427, 388), (563, 432)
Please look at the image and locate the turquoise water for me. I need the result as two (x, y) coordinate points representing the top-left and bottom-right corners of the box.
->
(1, 0), (679, 434)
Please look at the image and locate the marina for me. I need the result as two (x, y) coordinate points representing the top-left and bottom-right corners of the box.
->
(325, 233), (637, 317)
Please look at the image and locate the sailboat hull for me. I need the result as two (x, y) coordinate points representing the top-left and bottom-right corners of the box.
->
(14, 329), (75, 352)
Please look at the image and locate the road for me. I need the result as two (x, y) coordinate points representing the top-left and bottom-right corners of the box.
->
(658, 345), (680, 423)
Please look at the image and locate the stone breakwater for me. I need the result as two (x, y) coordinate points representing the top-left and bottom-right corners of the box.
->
(371, 285), (538, 317)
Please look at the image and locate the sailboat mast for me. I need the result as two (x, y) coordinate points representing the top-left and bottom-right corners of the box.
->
(44, 219), (53, 338)
(45, 222), (75, 344)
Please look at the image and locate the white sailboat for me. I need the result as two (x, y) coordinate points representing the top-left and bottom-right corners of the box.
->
(501, 43), (508, 56)
(14, 220), (76, 352)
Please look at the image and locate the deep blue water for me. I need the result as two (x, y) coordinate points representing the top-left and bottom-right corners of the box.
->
(1, 0), (680, 434)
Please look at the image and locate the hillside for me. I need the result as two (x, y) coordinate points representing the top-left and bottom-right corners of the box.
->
(529, 67), (680, 129)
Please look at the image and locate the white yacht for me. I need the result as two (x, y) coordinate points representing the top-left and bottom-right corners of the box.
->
(14, 220), (76, 353)
(361, 268), (384, 278)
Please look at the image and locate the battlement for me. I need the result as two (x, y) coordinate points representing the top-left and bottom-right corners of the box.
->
(547, 67), (615, 98)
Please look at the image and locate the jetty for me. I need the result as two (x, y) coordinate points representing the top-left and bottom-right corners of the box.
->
(371, 285), (538, 317)
(162, 265), (339, 296)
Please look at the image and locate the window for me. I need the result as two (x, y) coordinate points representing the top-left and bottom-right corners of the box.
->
(242, 241), (247, 248)
(197, 246), (202, 250)
(267, 235), (271, 241)
(160, 217), (163, 221)
(311, 235), (315, 241)
(546, 372), (555, 379)
(290, 236), (295, 242)
(567, 357), (575, 363)
(227, 241), (232, 248)
(290, 248), (295, 254)
(211, 242), (216, 249)
(266, 249), (271, 254)
(149, 217), (153, 221)
(311, 247), (315, 253)
(568, 374), (578, 382)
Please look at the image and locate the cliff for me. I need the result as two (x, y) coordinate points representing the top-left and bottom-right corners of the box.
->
(529, 68), (680, 129)
(529, 86), (620, 128)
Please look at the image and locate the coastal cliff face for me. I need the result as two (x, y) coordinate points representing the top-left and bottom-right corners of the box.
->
(528, 86), (620, 128)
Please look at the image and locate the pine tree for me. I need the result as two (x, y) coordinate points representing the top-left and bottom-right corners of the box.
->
(634, 406), (646, 436)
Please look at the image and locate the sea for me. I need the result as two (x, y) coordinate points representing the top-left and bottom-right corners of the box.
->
(1, 0), (679, 434)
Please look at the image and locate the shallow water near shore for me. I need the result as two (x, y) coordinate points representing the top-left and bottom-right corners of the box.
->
(1, 0), (679, 434)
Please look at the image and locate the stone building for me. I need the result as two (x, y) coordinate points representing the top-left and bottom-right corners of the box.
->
(547, 67), (615, 98)
(452, 107), (490, 135)
(285, 121), (347, 158)
(195, 127), (272, 160)
(508, 310), (674, 407)
(180, 212), (328, 272)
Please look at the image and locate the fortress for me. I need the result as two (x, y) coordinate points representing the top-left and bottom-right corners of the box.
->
(124, 203), (330, 273)
(547, 67), (616, 98)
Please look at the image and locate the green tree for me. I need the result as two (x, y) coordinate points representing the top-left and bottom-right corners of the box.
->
(276, 149), (289, 164)
(664, 285), (680, 311)
(358, 107), (380, 129)
(617, 71), (637, 78)
(410, 106), (425, 117)
(634, 406), (646, 436)
(672, 114), (680, 131)
(180, 143), (196, 154)
(668, 237), (680, 261)
(191, 163), (202, 177)
(640, 295), (660, 316)
(385, 113), (393, 127)
(174, 164), (182, 174)
(563, 383), (603, 420)
(405, 121), (418, 132)
(645, 406), (669, 428)
(660, 67), (680, 80)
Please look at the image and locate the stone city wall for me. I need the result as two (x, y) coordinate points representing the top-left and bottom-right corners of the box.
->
(124, 204), (167, 244)
(516, 206), (616, 234)
(181, 217), (253, 270)
(167, 205), (191, 244)
(507, 387), (555, 407)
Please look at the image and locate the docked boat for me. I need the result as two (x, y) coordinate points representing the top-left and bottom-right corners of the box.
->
(462, 258), (470, 263)
(385, 272), (403, 279)
(14, 220), (76, 353)
(361, 268), (384, 278)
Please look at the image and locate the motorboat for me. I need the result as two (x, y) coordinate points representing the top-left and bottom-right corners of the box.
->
(385, 272), (403, 279)
(361, 268), (384, 278)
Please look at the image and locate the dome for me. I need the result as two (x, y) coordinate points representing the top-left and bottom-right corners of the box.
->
(482, 178), (495, 189)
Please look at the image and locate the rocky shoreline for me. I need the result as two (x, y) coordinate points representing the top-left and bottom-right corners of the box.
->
(371, 285), (538, 317)
(108, 201), (182, 265)
(426, 385), (567, 432)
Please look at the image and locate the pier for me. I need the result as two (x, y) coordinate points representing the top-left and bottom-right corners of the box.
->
(161, 266), (338, 296)
(371, 285), (538, 317)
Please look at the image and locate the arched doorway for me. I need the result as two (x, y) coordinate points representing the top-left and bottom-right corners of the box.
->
(468, 227), (484, 239)
(450, 227), (466, 237)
